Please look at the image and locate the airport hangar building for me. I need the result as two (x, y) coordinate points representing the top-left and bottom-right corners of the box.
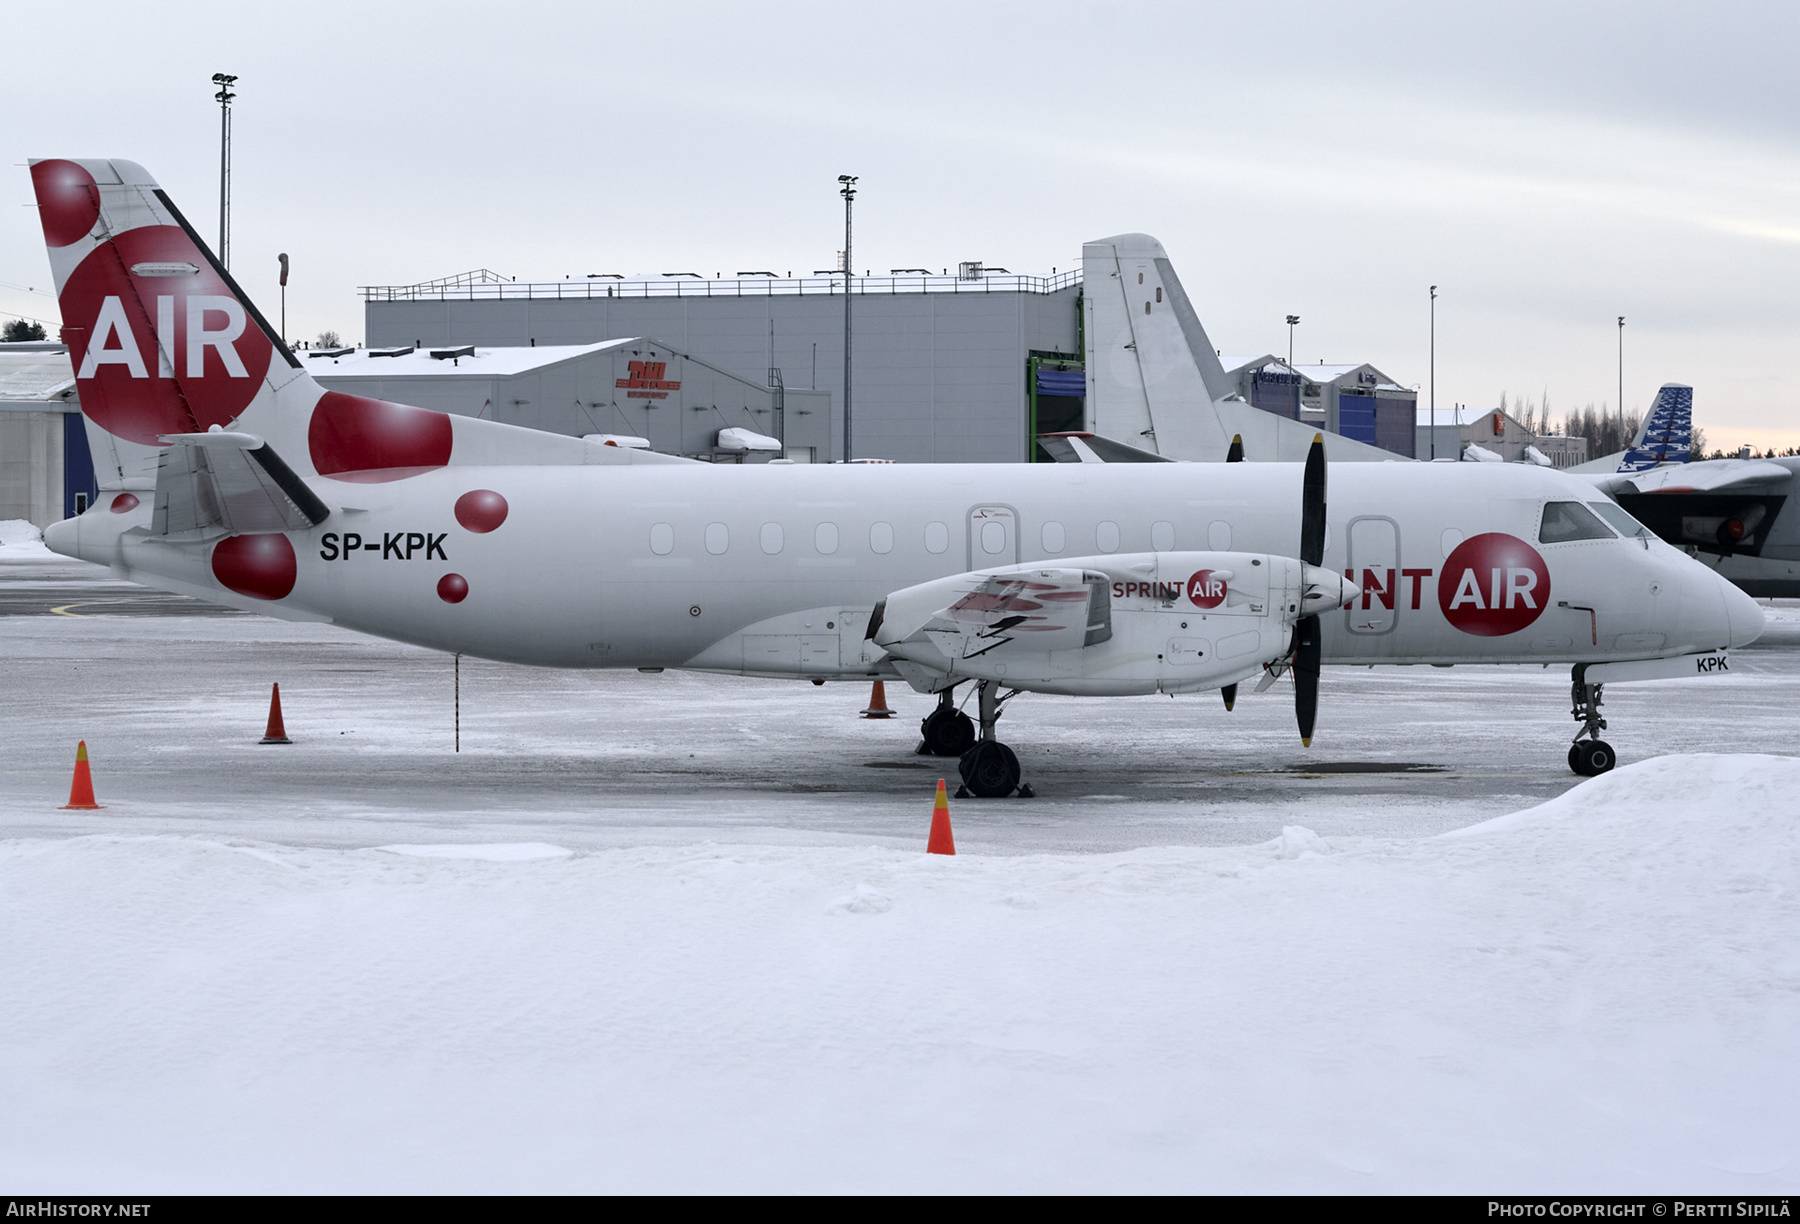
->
(361, 241), (1423, 466)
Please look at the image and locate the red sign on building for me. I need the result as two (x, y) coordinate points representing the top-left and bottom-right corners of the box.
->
(616, 360), (681, 400)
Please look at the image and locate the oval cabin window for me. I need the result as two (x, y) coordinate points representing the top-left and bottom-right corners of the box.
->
(869, 522), (894, 554)
(924, 521), (949, 554)
(1042, 521), (1065, 554)
(649, 523), (675, 556)
(705, 523), (729, 555)
(760, 522), (784, 554)
(1151, 520), (1175, 551)
(1096, 521), (1121, 553)
(981, 520), (1007, 554)
(815, 522), (839, 555)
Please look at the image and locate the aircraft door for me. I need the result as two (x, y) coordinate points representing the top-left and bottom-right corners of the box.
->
(967, 505), (1020, 569)
(1345, 516), (1400, 635)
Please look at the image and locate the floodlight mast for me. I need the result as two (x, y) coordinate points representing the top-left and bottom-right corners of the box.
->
(1285, 314), (1299, 368)
(212, 73), (237, 269)
(1429, 286), (1437, 460)
(839, 175), (857, 463)
(1617, 316), (1625, 454)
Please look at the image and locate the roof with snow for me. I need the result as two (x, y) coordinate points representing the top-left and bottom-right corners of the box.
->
(0, 343), (76, 404)
(301, 339), (638, 377)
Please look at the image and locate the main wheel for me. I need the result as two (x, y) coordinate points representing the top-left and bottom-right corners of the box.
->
(1568, 743), (1584, 775)
(921, 707), (976, 757)
(958, 741), (1021, 798)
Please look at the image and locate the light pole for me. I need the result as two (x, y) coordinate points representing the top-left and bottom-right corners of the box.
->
(1429, 286), (1437, 460)
(1617, 315), (1625, 454)
(1285, 314), (1299, 368)
(212, 73), (237, 268)
(838, 174), (857, 463)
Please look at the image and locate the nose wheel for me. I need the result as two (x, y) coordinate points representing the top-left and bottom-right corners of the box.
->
(1568, 674), (1617, 777)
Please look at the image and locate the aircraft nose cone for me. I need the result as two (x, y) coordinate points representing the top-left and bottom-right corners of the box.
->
(1723, 578), (1765, 648)
(42, 516), (77, 558)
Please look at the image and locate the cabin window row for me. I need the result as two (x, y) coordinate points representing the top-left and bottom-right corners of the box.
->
(646, 518), (1232, 556)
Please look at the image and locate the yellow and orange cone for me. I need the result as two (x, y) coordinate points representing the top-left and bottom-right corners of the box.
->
(61, 741), (103, 810)
(926, 778), (955, 855)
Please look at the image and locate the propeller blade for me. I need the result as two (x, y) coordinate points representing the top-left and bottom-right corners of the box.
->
(1225, 434), (1244, 463)
(1295, 614), (1321, 746)
(1221, 683), (1237, 712)
(1300, 432), (1327, 567)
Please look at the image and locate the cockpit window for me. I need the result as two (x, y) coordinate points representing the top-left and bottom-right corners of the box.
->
(1539, 501), (1616, 543)
(1588, 501), (1654, 540)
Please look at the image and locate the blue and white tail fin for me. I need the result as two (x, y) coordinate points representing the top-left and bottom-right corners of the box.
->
(1617, 383), (1693, 472)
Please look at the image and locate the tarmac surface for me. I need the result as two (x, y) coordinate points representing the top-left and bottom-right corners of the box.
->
(4, 546), (1798, 854)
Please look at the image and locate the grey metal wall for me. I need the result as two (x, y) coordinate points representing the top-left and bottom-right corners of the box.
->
(365, 286), (1082, 464)
(0, 409), (65, 527)
(313, 343), (831, 461)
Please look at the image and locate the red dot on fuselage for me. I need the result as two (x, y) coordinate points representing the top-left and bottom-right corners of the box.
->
(211, 533), (297, 601)
(438, 573), (469, 603)
(454, 489), (508, 533)
(31, 160), (100, 248)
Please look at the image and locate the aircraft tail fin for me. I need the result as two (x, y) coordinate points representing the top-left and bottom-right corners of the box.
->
(1617, 383), (1693, 472)
(31, 159), (680, 503)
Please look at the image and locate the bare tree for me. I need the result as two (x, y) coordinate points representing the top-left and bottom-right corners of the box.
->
(317, 329), (342, 348)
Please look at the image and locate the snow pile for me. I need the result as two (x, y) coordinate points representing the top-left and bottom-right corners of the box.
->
(0, 754), (1795, 1192)
(0, 517), (44, 548)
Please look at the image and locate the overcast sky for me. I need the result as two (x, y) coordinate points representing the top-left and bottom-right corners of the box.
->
(6, 0), (1798, 448)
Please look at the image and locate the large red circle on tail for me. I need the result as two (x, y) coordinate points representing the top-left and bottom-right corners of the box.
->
(212, 534), (297, 601)
(31, 160), (100, 248)
(59, 225), (273, 444)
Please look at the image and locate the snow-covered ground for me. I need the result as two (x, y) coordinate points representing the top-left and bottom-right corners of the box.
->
(2, 539), (1797, 1191)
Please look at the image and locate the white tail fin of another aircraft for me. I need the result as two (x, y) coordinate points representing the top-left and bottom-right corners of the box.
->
(1080, 233), (1402, 463)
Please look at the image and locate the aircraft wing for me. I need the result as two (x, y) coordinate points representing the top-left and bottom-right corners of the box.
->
(1586, 459), (1793, 496)
(872, 568), (1110, 663)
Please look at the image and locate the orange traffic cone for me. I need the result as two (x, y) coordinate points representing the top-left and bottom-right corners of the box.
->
(61, 741), (103, 810)
(260, 683), (292, 744)
(861, 680), (894, 719)
(926, 778), (955, 855)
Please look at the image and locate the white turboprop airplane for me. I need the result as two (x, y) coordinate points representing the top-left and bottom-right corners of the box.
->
(30, 159), (1765, 794)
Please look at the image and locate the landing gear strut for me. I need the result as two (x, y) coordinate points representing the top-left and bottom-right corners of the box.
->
(1568, 676), (1617, 777)
(918, 685), (976, 758)
(957, 680), (1032, 799)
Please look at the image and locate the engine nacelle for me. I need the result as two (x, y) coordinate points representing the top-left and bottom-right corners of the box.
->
(872, 551), (1354, 697)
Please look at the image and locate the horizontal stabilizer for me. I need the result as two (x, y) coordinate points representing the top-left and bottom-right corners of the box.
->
(1037, 432), (1173, 464)
(152, 434), (329, 539)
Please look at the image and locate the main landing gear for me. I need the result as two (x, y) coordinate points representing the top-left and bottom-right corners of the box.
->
(1569, 675), (1617, 777)
(919, 680), (1033, 799)
(957, 680), (1033, 799)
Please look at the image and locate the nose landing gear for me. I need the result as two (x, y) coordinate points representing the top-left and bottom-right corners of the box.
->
(955, 679), (1032, 799)
(1569, 674), (1616, 777)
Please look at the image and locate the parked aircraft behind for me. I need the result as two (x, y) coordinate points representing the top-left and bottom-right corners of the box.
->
(30, 159), (1764, 793)
(1573, 385), (1800, 597)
